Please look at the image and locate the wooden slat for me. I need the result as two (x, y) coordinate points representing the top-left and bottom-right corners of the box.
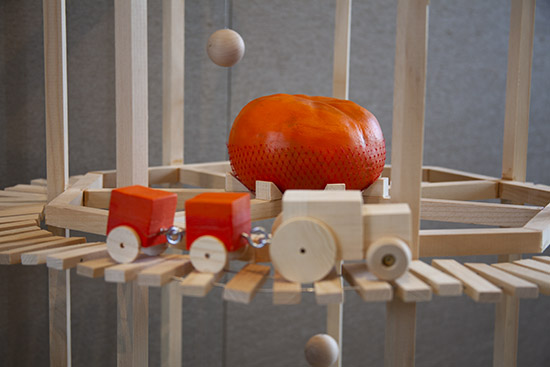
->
(179, 167), (225, 188)
(22, 242), (96, 265)
(500, 181), (550, 206)
(105, 255), (173, 283)
(0, 190), (47, 200)
(408, 260), (462, 296)
(532, 256), (550, 265)
(179, 270), (223, 297)
(314, 270), (344, 304)
(137, 255), (192, 287)
(514, 259), (550, 275)
(0, 237), (86, 265)
(47, 243), (107, 270)
(223, 264), (270, 304)
(421, 181), (499, 201)
(493, 262), (550, 295)
(45, 204), (108, 236)
(0, 205), (45, 218)
(0, 197), (47, 205)
(420, 199), (541, 227)
(77, 257), (117, 278)
(342, 263), (392, 302)
(465, 263), (538, 298)
(5, 184), (48, 195)
(0, 229), (53, 245)
(523, 203), (550, 252)
(0, 226), (41, 238)
(420, 228), (542, 257)
(0, 214), (41, 224)
(0, 235), (61, 252)
(272, 272), (301, 305)
(31, 178), (48, 186)
(250, 199), (282, 221)
(0, 219), (39, 232)
(393, 271), (432, 302)
(425, 166), (498, 182)
(432, 259), (502, 302)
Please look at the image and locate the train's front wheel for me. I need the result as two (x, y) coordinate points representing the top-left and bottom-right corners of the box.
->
(189, 235), (228, 273)
(106, 225), (141, 263)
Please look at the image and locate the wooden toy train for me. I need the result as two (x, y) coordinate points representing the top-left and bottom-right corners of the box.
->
(106, 184), (413, 283)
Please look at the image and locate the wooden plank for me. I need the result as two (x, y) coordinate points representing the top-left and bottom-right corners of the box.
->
(223, 264), (270, 304)
(419, 228), (542, 257)
(162, 0), (185, 167)
(500, 181), (550, 206)
(514, 258), (550, 275)
(255, 181), (282, 201)
(393, 272), (432, 302)
(49, 268), (70, 367)
(0, 214), (41, 224)
(0, 190), (47, 200)
(523, 204), (550, 252)
(0, 229), (53, 245)
(420, 198), (540, 227)
(532, 256), (550, 265)
(0, 226), (41, 238)
(22, 242), (96, 265)
(332, 0), (351, 99)
(47, 243), (107, 270)
(314, 270), (344, 305)
(5, 184), (48, 195)
(250, 198), (282, 221)
(45, 204), (108, 235)
(0, 197), (47, 205)
(493, 262), (550, 295)
(465, 262), (538, 298)
(0, 236), (86, 265)
(273, 271), (301, 305)
(0, 204), (45, 218)
(342, 263), (392, 302)
(77, 257), (117, 278)
(421, 181), (499, 201)
(105, 255), (173, 283)
(137, 255), (192, 287)
(179, 270), (223, 297)
(432, 259), (502, 303)
(148, 166), (180, 185)
(161, 280), (183, 367)
(31, 178), (48, 186)
(179, 167), (225, 188)
(0, 235), (62, 252)
(425, 166), (498, 182)
(0, 219), (40, 232)
(408, 260), (462, 296)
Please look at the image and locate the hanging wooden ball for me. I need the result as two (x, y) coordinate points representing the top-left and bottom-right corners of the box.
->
(207, 29), (245, 67)
(304, 334), (339, 367)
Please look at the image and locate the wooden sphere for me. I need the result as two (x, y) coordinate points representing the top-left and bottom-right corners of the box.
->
(270, 217), (337, 283)
(106, 225), (141, 263)
(189, 235), (228, 273)
(207, 29), (245, 67)
(366, 236), (412, 280)
(305, 334), (339, 367)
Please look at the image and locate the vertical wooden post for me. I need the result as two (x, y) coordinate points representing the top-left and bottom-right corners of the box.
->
(162, 0), (185, 167)
(495, 1), (536, 367)
(386, 0), (429, 366)
(115, 1), (149, 366)
(329, 1), (351, 366)
(43, 0), (71, 365)
(161, 281), (183, 367)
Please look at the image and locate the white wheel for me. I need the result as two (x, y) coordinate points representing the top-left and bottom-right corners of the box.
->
(366, 237), (411, 280)
(107, 225), (141, 263)
(142, 243), (167, 257)
(305, 334), (339, 367)
(270, 217), (337, 283)
(189, 235), (228, 273)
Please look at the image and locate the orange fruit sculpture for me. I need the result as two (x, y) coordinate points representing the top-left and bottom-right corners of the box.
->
(227, 94), (386, 192)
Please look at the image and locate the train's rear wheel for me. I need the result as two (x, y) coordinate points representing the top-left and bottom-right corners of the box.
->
(190, 235), (228, 273)
(366, 237), (411, 280)
(270, 217), (337, 283)
(106, 225), (141, 263)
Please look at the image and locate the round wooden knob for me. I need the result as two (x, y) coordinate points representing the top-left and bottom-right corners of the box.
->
(207, 29), (245, 67)
(366, 236), (412, 280)
(270, 217), (337, 283)
(189, 235), (228, 273)
(305, 334), (339, 367)
(106, 225), (141, 263)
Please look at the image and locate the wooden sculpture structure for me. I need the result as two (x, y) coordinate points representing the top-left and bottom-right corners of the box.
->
(1, 1), (547, 367)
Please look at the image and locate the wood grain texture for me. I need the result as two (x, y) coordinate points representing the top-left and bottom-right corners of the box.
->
(500, 181), (550, 206)
(137, 254), (192, 287)
(408, 260), (462, 296)
(342, 263), (392, 302)
(77, 257), (117, 278)
(117, 282), (148, 367)
(272, 271), (301, 305)
(393, 272), (432, 303)
(0, 235), (61, 252)
(493, 262), (550, 295)
(255, 180), (282, 201)
(22, 242), (95, 265)
(0, 236), (85, 264)
(49, 268), (70, 367)
(421, 181), (499, 201)
(0, 229), (53, 245)
(105, 255), (174, 283)
(514, 258), (550, 275)
(314, 270), (344, 305)
(332, 0), (351, 100)
(46, 243), (107, 270)
(179, 270), (223, 297)
(223, 264), (270, 304)
(465, 262), (538, 298)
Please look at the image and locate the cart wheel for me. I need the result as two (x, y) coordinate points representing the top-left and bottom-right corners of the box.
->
(366, 237), (411, 280)
(305, 334), (339, 367)
(106, 225), (141, 263)
(142, 243), (167, 257)
(190, 235), (228, 273)
(270, 217), (337, 283)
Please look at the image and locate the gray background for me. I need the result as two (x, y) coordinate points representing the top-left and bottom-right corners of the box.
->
(1, 0), (549, 366)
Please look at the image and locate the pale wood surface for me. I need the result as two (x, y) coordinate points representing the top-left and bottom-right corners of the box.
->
(250, 198), (282, 221)
(106, 225), (141, 264)
(161, 281), (183, 367)
(493, 262), (550, 295)
(408, 260), (462, 296)
(362, 203), (411, 245)
(6, 184), (49, 195)
(77, 257), (117, 278)
(325, 183), (346, 191)
(225, 173), (250, 192)
(425, 166), (498, 182)
(0, 204), (45, 218)
(49, 268), (70, 367)
(385, 299), (416, 367)
(523, 204), (550, 252)
(117, 282), (148, 367)
(514, 258), (550, 275)
(179, 270), (223, 297)
(46, 204), (108, 235)
(0, 190), (47, 200)
(342, 263), (392, 302)
(393, 271), (432, 303)
(500, 181), (550, 206)
(22, 242), (95, 265)
(0, 235), (60, 252)
(0, 219), (39, 231)
(272, 271), (301, 305)
(0, 213), (41, 224)
(465, 262), (538, 298)
(0, 226), (41, 238)
(162, 0), (185, 166)
(31, 178), (48, 186)
(189, 236), (228, 274)
(432, 259), (502, 302)
(223, 264), (270, 304)
(47, 243), (107, 270)
(332, 0), (351, 99)
(179, 167), (225, 188)
(420, 198), (541, 227)
(255, 180), (282, 201)
(0, 236), (85, 264)
(362, 177), (389, 199)
(420, 228), (542, 257)
(314, 270), (344, 304)
(137, 254), (192, 286)
(105, 255), (174, 283)
(532, 256), (550, 264)
(421, 181), (499, 201)
(0, 229), (53, 245)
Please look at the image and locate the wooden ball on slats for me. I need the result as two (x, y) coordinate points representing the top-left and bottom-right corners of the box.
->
(207, 29), (245, 67)
(305, 334), (339, 367)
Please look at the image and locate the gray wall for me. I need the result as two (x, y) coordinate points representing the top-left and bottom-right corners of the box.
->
(1, 0), (550, 366)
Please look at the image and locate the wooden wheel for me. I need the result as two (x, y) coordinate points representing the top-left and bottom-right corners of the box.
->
(366, 236), (411, 280)
(106, 225), (141, 263)
(189, 235), (228, 273)
(270, 217), (337, 283)
(305, 334), (339, 367)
